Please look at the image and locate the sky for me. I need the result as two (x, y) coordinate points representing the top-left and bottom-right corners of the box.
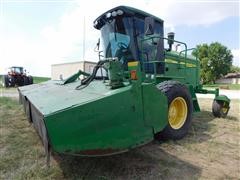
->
(0, 0), (239, 77)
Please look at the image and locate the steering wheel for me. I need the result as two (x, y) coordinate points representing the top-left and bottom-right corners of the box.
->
(117, 42), (128, 50)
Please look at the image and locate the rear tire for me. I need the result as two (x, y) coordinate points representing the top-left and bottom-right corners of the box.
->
(23, 76), (29, 85)
(156, 81), (193, 140)
(28, 76), (33, 84)
(2, 75), (9, 87)
(212, 100), (229, 118)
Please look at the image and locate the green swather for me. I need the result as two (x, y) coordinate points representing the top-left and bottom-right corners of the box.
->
(18, 6), (230, 163)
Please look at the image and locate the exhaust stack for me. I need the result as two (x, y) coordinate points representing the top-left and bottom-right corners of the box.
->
(167, 32), (175, 51)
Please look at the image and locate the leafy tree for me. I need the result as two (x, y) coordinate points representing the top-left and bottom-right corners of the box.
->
(192, 42), (233, 84)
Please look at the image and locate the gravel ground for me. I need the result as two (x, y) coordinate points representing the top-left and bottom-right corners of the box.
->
(196, 89), (240, 100)
(0, 88), (18, 99)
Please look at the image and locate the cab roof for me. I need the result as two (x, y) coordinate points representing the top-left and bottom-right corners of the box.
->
(94, 6), (164, 29)
(9, 66), (23, 69)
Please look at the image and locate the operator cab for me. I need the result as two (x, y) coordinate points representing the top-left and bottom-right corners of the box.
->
(94, 6), (164, 73)
(8, 66), (24, 75)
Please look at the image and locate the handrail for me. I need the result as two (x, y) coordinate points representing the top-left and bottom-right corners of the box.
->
(140, 35), (188, 68)
(142, 60), (164, 81)
(140, 35), (189, 77)
(179, 48), (198, 61)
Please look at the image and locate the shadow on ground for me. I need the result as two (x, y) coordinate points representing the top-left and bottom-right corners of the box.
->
(53, 144), (201, 179)
(185, 110), (216, 143)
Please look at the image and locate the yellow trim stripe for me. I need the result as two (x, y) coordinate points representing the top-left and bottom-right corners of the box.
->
(128, 61), (138, 67)
(186, 64), (196, 68)
(165, 59), (196, 68)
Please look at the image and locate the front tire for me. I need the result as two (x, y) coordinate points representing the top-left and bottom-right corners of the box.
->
(2, 75), (9, 87)
(212, 100), (229, 118)
(157, 81), (193, 140)
(8, 76), (16, 87)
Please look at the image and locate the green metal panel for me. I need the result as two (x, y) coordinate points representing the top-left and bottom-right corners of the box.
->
(163, 52), (199, 87)
(19, 80), (115, 116)
(19, 79), (155, 155)
(142, 83), (168, 133)
(45, 86), (153, 155)
(214, 95), (230, 103)
(104, 60), (124, 88)
(188, 85), (201, 112)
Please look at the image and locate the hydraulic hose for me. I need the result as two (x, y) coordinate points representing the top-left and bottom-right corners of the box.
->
(75, 60), (107, 90)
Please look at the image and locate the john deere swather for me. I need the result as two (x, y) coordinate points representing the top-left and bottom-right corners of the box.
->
(18, 6), (230, 163)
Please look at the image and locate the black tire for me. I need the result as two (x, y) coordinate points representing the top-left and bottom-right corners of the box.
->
(156, 81), (193, 140)
(2, 75), (9, 87)
(28, 76), (33, 84)
(23, 76), (29, 85)
(9, 76), (15, 87)
(212, 100), (229, 118)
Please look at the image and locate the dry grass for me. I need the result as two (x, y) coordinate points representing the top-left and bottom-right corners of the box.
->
(0, 97), (239, 179)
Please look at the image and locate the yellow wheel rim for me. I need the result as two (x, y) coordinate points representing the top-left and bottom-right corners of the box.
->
(222, 102), (228, 113)
(168, 97), (188, 129)
(222, 108), (228, 113)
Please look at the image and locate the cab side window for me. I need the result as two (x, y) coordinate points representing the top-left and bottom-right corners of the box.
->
(134, 17), (163, 73)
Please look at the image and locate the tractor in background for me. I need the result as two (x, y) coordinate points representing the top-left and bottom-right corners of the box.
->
(2, 66), (33, 87)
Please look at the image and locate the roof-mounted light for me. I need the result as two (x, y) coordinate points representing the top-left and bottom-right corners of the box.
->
(117, 10), (124, 15)
(94, 20), (98, 26)
(111, 11), (117, 17)
(106, 12), (111, 18)
(105, 9), (124, 19)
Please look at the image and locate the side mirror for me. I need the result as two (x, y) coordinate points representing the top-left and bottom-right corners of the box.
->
(94, 38), (104, 60)
(94, 38), (101, 52)
(144, 17), (155, 36)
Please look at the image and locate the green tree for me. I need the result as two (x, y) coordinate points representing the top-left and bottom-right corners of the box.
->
(192, 42), (233, 84)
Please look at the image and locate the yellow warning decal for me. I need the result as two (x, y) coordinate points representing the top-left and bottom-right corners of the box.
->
(128, 61), (139, 67)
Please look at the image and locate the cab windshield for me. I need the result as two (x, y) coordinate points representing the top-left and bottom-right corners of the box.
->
(11, 67), (23, 74)
(100, 17), (136, 64)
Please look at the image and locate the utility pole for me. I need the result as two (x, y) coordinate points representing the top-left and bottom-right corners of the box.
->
(82, 16), (86, 60)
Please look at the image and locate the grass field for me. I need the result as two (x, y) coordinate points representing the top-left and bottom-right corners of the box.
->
(33, 76), (51, 84)
(0, 97), (239, 179)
